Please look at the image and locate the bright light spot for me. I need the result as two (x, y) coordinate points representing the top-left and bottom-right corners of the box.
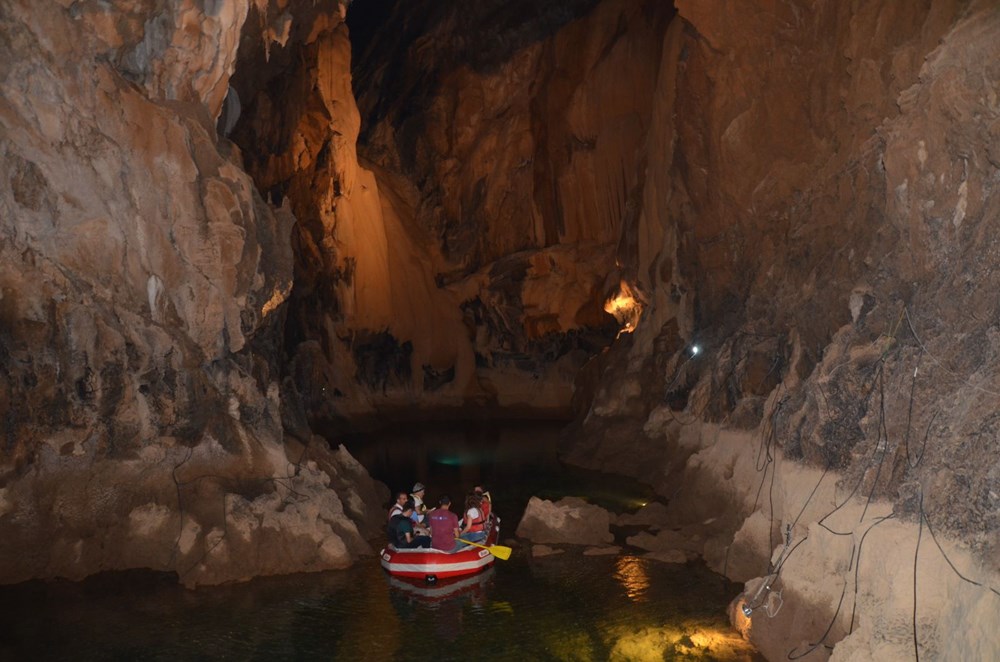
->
(604, 280), (645, 337)
(691, 345), (700, 356)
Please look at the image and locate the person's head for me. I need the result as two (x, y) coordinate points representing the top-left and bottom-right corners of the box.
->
(402, 500), (415, 515)
(474, 485), (488, 495)
(438, 495), (451, 509)
(412, 482), (425, 495)
(395, 491), (408, 504)
(465, 493), (481, 509)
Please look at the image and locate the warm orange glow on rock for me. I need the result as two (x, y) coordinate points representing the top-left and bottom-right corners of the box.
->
(732, 599), (752, 640)
(604, 279), (644, 335)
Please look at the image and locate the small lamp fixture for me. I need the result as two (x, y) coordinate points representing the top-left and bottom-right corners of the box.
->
(691, 344), (700, 356)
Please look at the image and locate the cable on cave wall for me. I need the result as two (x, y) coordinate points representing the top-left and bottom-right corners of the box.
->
(168, 431), (318, 581)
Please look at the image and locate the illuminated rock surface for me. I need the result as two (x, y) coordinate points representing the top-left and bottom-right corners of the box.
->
(0, 0), (385, 587)
(516, 496), (615, 545)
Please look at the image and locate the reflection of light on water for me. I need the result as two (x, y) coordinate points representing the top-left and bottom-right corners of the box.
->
(614, 555), (650, 603)
(489, 601), (514, 615)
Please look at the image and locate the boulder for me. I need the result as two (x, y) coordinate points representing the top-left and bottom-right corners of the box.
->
(626, 528), (705, 555)
(615, 501), (672, 529)
(515, 496), (614, 544)
(644, 550), (691, 564)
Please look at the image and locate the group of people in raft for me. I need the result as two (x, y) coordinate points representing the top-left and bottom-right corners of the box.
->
(387, 483), (493, 552)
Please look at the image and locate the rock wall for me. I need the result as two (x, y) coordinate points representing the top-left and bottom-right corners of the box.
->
(627, 419), (1000, 661)
(564, 0), (1000, 657)
(0, 1), (386, 587)
(224, 0), (675, 425)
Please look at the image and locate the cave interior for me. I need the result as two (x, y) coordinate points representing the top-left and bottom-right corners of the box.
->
(1, 0), (999, 658)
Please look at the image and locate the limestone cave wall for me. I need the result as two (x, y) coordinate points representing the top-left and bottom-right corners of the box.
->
(556, 0), (1000, 658)
(575, 0), (999, 564)
(0, 0), (386, 587)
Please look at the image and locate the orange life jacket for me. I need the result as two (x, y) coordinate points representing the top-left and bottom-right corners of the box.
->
(465, 507), (485, 533)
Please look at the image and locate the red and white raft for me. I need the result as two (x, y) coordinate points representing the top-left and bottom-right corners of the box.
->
(380, 516), (499, 581)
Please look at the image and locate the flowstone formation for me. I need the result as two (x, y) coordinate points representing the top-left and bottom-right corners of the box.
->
(0, 1), (385, 587)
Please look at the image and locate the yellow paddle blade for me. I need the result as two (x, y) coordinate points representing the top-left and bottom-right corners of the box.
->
(489, 544), (512, 560)
(456, 538), (514, 560)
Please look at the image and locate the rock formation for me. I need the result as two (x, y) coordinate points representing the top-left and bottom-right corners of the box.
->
(0, 1), (385, 587)
(555, 0), (1000, 658)
(515, 495), (615, 545)
(223, 0), (676, 426)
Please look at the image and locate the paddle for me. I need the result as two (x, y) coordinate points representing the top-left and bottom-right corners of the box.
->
(456, 538), (513, 560)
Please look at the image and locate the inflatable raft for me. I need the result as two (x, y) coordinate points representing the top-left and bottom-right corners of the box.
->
(380, 516), (499, 581)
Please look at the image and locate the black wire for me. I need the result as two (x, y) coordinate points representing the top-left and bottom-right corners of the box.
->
(767, 450), (778, 557)
(763, 465), (830, 578)
(181, 492), (230, 577)
(663, 333), (781, 427)
(815, 363), (887, 536)
(914, 493), (924, 662)
(902, 351), (924, 469)
(722, 383), (787, 579)
(848, 513), (895, 633)
(773, 535), (809, 577)
(911, 410), (936, 470)
(860, 369), (889, 523)
(168, 446), (196, 568)
(168, 434), (317, 580)
(922, 504), (1000, 598)
(787, 579), (848, 660)
(791, 464), (829, 531)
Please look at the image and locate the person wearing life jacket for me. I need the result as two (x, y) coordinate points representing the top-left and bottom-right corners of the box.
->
(387, 491), (408, 521)
(427, 495), (461, 552)
(388, 501), (431, 549)
(473, 485), (492, 521)
(410, 482), (428, 523)
(410, 482), (432, 536)
(458, 493), (487, 544)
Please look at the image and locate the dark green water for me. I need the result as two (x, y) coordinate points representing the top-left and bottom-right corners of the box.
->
(0, 420), (761, 661)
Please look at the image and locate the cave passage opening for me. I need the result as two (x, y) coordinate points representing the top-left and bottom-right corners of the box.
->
(221, 0), (676, 435)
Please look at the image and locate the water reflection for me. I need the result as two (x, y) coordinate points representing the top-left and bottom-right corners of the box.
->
(614, 555), (651, 603)
(387, 568), (495, 645)
(0, 421), (761, 661)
